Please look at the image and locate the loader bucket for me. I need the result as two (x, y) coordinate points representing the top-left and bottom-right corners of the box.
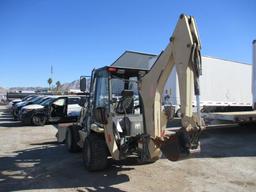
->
(152, 131), (200, 161)
(153, 134), (181, 161)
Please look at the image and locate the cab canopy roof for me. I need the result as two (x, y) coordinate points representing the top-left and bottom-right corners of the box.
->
(92, 51), (158, 78)
(111, 51), (157, 70)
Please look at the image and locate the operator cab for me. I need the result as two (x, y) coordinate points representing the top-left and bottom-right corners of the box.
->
(87, 66), (148, 158)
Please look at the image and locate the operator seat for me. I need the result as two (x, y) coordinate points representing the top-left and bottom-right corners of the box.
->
(116, 90), (134, 114)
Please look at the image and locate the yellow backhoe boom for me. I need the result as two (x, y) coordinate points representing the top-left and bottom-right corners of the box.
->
(139, 14), (205, 161)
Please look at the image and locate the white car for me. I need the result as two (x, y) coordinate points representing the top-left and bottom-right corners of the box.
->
(20, 96), (83, 125)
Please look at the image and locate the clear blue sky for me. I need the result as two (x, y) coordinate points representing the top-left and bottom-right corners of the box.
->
(0, 0), (255, 88)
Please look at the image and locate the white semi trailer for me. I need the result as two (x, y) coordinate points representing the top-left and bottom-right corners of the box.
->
(203, 40), (256, 123)
(252, 40), (256, 108)
(164, 56), (252, 116)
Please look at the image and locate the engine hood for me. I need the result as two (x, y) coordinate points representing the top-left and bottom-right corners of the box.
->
(12, 99), (22, 103)
(22, 104), (44, 110)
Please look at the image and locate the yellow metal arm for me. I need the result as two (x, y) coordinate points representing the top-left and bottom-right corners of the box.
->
(139, 14), (204, 160)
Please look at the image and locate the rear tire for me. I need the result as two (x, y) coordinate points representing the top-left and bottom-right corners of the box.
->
(82, 133), (108, 171)
(32, 114), (47, 126)
(66, 126), (81, 153)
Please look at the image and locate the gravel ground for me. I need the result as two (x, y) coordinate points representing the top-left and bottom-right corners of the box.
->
(0, 105), (256, 192)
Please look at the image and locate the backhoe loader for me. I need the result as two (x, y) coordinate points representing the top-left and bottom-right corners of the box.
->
(63, 14), (205, 171)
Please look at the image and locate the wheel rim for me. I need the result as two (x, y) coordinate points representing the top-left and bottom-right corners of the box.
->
(33, 115), (45, 125)
(33, 116), (39, 125)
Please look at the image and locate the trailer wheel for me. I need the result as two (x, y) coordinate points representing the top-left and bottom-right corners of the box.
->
(66, 126), (81, 153)
(82, 133), (108, 171)
(32, 114), (47, 126)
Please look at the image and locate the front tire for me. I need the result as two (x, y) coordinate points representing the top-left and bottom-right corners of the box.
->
(82, 133), (108, 171)
(32, 114), (47, 126)
(66, 126), (81, 153)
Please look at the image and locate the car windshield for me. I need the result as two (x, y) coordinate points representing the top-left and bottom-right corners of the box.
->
(28, 96), (43, 103)
(22, 96), (32, 101)
(23, 96), (35, 101)
(34, 97), (48, 104)
(40, 97), (55, 106)
(26, 97), (37, 102)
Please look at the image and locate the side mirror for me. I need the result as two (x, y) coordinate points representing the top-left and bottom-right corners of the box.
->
(80, 76), (87, 92)
(95, 107), (108, 124)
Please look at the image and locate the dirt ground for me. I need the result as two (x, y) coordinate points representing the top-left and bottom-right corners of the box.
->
(0, 105), (256, 192)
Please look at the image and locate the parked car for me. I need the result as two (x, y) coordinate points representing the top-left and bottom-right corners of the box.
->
(20, 96), (83, 126)
(8, 95), (36, 111)
(12, 96), (47, 120)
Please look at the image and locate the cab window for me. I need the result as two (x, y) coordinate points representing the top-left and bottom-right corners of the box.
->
(68, 98), (80, 105)
(95, 77), (109, 108)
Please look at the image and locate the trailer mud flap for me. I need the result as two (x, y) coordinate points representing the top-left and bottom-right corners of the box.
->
(152, 130), (201, 161)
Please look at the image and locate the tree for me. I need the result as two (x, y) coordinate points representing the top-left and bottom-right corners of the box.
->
(56, 81), (61, 92)
(47, 78), (52, 90)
